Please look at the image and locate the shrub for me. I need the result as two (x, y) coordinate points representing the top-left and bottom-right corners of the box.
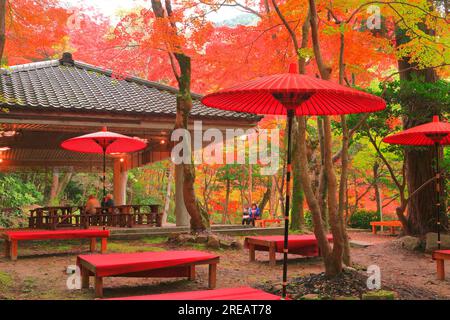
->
(348, 210), (382, 229)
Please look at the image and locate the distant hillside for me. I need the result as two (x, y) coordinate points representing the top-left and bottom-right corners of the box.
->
(214, 13), (259, 27)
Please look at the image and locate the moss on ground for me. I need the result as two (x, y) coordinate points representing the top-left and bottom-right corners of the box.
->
(107, 242), (164, 253)
(142, 236), (168, 244)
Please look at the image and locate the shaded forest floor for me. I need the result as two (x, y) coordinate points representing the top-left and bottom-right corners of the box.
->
(0, 231), (448, 300)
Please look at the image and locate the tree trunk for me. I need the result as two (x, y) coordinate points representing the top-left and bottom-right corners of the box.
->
(290, 119), (304, 230)
(223, 177), (231, 224)
(395, 22), (448, 236)
(48, 169), (59, 206)
(0, 0), (6, 64)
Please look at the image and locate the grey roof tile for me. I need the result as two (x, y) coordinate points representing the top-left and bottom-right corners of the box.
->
(0, 53), (260, 121)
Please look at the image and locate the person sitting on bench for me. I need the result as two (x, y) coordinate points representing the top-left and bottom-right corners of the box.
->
(242, 205), (252, 225)
(249, 203), (261, 226)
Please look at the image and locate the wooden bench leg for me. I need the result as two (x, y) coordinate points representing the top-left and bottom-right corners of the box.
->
(81, 266), (90, 289)
(101, 238), (107, 253)
(90, 238), (96, 253)
(372, 225), (377, 234)
(269, 245), (276, 266)
(208, 263), (217, 289)
(95, 276), (103, 298)
(249, 244), (255, 262)
(189, 265), (196, 281)
(10, 240), (18, 261)
(4, 240), (10, 258)
(436, 260), (445, 280)
(390, 227), (395, 235)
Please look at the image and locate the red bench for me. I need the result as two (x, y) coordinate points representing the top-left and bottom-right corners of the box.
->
(244, 234), (333, 266)
(1, 229), (109, 260)
(103, 287), (282, 300)
(77, 250), (220, 298)
(370, 220), (402, 235)
(432, 250), (450, 280)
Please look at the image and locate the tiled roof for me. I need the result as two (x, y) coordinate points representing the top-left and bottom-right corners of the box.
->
(0, 53), (260, 121)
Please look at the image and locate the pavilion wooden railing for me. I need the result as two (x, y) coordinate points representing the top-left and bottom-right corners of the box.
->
(28, 205), (162, 230)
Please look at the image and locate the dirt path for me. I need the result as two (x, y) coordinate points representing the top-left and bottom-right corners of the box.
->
(0, 231), (448, 300)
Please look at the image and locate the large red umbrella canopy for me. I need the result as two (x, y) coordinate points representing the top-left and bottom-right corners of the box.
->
(202, 63), (386, 299)
(383, 116), (450, 145)
(383, 115), (449, 250)
(61, 127), (147, 198)
(61, 127), (147, 153)
(201, 64), (386, 115)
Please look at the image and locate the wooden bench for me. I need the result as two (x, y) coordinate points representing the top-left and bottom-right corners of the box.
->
(1, 229), (109, 261)
(370, 220), (403, 235)
(103, 287), (282, 300)
(432, 250), (450, 280)
(77, 250), (220, 298)
(254, 219), (282, 228)
(244, 234), (333, 266)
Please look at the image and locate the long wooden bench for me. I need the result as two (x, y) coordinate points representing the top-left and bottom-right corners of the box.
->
(103, 287), (282, 300)
(77, 250), (220, 298)
(1, 229), (109, 260)
(432, 250), (450, 280)
(370, 220), (403, 235)
(244, 234), (333, 266)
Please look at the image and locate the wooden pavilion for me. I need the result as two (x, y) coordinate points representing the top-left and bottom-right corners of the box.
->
(0, 52), (259, 224)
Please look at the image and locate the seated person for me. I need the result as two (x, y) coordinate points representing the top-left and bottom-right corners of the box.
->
(85, 195), (100, 214)
(101, 194), (115, 208)
(249, 203), (261, 226)
(241, 205), (252, 225)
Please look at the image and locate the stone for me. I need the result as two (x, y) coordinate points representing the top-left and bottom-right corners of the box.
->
(349, 240), (373, 248)
(362, 290), (395, 300)
(231, 240), (243, 250)
(425, 233), (450, 252)
(219, 239), (233, 248)
(167, 233), (180, 243)
(195, 234), (209, 243)
(207, 235), (220, 249)
(300, 294), (320, 300)
(177, 234), (196, 243)
(396, 236), (423, 251)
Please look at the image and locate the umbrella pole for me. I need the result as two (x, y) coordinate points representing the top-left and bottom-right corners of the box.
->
(282, 109), (294, 299)
(435, 142), (441, 250)
(103, 147), (106, 200)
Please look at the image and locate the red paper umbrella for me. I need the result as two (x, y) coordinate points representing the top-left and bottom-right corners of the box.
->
(202, 64), (386, 299)
(61, 127), (147, 197)
(383, 116), (450, 248)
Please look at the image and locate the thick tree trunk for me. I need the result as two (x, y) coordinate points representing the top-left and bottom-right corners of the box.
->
(291, 119), (304, 230)
(48, 169), (59, 206)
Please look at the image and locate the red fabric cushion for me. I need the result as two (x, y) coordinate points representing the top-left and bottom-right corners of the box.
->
(104, 287), (282, 300)
(3, 229), (110, 241)
(245, 234), (333, 251)
(77, 250), (219, 277)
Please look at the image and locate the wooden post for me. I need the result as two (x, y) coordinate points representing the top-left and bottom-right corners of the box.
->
(101, 238), (107, 253)
(249, 243), (255, 262)
(4, 240), (10, 258)
(208, 263), (217, 289)
(189, 265), (196, 280)
(269, 244), (277, 266)
(436, 260), (445, 280)
(95, 276), (103, 298)
(90, 238), (96, 252)
(81, 266), (90, 289)
(10, 240), (18, 261)
(113, 158), (128, 206)
(372, 225), (377, 234)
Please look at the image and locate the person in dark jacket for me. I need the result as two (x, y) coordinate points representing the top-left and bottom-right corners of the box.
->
(249, 203), (261, 226)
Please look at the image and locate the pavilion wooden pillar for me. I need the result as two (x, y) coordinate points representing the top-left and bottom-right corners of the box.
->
(113, 158), (128, 205)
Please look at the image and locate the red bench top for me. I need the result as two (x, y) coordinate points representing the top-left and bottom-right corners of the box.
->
(77, 250), (219, 277)
(433, 250), (450, 257)
(104, 287), (282, 300)
(370, 220), (402, 226)
(245, 234), (333, 251)
(2, 229), (110, 241)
